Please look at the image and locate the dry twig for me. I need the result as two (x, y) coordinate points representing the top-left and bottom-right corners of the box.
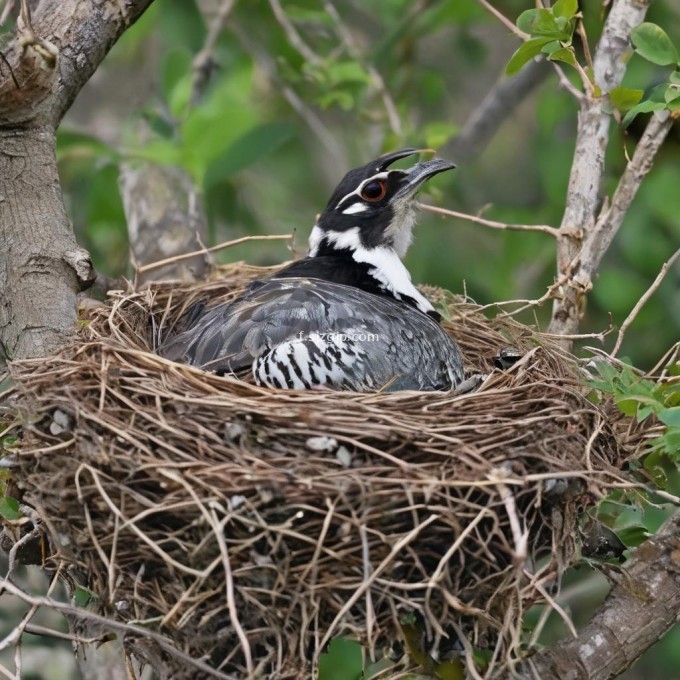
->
(611, 248), (680, 357)
(136, 233), (293, 275)
(419, 202), (560, 237)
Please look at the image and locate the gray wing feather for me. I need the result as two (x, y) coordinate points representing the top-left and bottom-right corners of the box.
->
(159, 278), (463, 391)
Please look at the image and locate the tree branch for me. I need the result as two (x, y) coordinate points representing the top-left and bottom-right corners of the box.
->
(418, 202), (560, 237)
(119, 161), (210, 285)
(578, 111), (674, 286)
(520, 509), (680, 679)
(611, 248), (680, 357)
(0, 577), (237, 680)
(191, 0), (236, 104)
(547, 0), (652, 343)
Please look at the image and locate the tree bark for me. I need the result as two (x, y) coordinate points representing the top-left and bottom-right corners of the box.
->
(0, 126), (93, 360)
(519, 509), (680, 680)
(547, 0), (651, 344)
(119, 162), (210, 284)
(0, 0), (156, 361)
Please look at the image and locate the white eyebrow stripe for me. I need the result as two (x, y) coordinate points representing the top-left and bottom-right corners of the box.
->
(341, 202), (369, 215)
(334, 171), (391, 210)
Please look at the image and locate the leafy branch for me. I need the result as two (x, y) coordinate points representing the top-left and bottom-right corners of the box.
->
(615, 22), (680, 125)
(505, 0), (593, 95)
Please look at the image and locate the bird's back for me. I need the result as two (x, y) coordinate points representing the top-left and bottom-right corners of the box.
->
(159, 277), (464, 392)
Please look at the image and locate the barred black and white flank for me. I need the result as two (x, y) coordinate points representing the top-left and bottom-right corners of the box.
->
(160, 149), (464, 392)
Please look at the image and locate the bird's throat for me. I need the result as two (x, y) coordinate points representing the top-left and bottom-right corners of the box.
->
(306, 225), (434, 315)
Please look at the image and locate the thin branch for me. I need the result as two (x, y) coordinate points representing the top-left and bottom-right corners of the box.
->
(550, 62), (584, 101)
(475, 0), (529, 40)
(269, 0), (321, 66)
(572, 58), (595, 97)
(0, 0), (15, 26)
(528, 574), (578, 640)
(0, 578), (237, 680)
(419, 202), (560, 236)
(21, 623), (111, 645)
(577, 111), (674, 285)
(136, 234), (293, 275)
(322, 1), (403, 136)
(611, 248), (680, 357)
(548, 0), (653, 342)
(491, 470), (528, 564)
(229, 22), (347, 168)
(191, 0), (237, 104)
(577, 20), (593, 72)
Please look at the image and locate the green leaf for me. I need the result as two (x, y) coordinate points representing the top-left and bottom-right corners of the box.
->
(549, 47), (577, 67)
(616, 524), (650, 548)
(316, 90), (355, 110)
(128, 139), (182, 167)
(325, 60), (370, 86)
(664, 84), (680, 104)
(516, 9), (559, 37)
(506, 37), (553, 75)
(553, 0), (579, 20)
(616, 395), (662, 417)
(0, 496), (22, 521)
(610, 87), (644, 111)
(540, 40), (562, 56)
(56, 130), (119, 163)
(318, 638), (363, 680)
(73, 586), (98, 608)
(621, 99), (667, 127)
(658, 408), (680, 428)
(631, 22), (679, 66)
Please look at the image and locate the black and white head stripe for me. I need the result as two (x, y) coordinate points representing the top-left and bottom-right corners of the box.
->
(335, 171), (391, 214)
(304, 150), (455, 313)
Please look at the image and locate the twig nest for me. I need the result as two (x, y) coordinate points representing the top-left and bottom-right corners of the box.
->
(3, 264), (628, 678)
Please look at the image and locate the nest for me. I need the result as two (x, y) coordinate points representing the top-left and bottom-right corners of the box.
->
(1, 263), (633, 678)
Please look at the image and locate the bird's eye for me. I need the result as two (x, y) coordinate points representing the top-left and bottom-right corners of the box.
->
(360, 180), (387, 202)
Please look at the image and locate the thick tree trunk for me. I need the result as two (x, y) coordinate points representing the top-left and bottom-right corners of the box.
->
(0, 0), (156, 361)
(0, 126), (93, 360)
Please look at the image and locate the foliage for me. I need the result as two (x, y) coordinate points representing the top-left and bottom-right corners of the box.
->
(588, 360), (680, 551)
(619, 23), (680, 126)
(318, 633), (464, 680)
(506, 0), (580, 76)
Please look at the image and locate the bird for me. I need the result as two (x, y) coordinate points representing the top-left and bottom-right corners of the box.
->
(159, 148), (464, 392)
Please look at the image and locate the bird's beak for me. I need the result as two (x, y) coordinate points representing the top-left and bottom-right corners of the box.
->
(374, 147), (437, 171)
(394, 158), (456, 198)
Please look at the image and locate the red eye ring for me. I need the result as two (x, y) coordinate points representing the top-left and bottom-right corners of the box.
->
(360, 179), (387, 202)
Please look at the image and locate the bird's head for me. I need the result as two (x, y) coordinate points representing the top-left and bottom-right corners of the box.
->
(309, 148), (455, 259)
